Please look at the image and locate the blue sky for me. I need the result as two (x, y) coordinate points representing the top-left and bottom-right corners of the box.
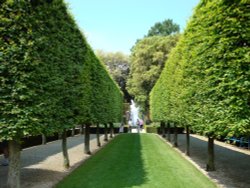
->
(65, 0), (200, 54)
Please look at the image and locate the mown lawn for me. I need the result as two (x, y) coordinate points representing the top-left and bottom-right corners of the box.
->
(56, 134), (217, 188)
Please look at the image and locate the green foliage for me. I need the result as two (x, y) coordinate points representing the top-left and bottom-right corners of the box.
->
(150, 36), (188, 124)
(183, 0), (250, 137)
(90, 51), (123, 124)
(146, 19), (180, 37)
(127, 35), (179, 113)
(146, 127), (158, 134)
(30, 0), (91, 133)
(0, 0), (123, 141)
(0, 1), (43, 140)
(150, 0), (250, 138)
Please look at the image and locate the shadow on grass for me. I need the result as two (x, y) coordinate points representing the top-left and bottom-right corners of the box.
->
(56, 134), (148, 188)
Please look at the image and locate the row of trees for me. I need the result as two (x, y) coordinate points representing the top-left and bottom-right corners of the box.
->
(150, 0), (249, 171)
(0, 0), (123, 187)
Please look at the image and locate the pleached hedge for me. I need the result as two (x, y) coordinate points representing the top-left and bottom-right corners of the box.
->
(150, 36), (187, 125)
(150, 0), (249, 170)
(151, 0), (250, 139)
(0, 1), (123, 186)
(90, 49), (123, 125)
(0, 0), (123, 142)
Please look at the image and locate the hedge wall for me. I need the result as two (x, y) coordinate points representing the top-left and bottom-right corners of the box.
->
(0, 0), (123, 186)
(0, 0), (123, 140)
(150, 0), (250, 138)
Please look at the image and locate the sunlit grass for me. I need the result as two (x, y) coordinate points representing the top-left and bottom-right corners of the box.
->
(56, 134), (217, 188)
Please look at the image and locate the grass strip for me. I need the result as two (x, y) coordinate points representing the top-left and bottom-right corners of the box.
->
(56, 134), (217, 188)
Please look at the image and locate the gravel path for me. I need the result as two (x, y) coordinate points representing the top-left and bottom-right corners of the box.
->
(165, 134), (250, 188)
(0, 134), (109, 188)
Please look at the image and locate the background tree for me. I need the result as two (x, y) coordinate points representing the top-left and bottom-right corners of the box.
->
(127, 35), (179, 117)
(146, 19), (180, 37)
(96, 50), (131, 102)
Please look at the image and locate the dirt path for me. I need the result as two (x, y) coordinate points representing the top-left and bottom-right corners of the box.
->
(0, 134), (109, 188)
(166, 134), (250, 188)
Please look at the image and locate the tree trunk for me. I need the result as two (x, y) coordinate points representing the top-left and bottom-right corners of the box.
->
(206, 137), (215, 171)
(104, 123), (108, 142)
(145, 110), (151, 124)
(84, 124), (91, 154)
(58, 132), (62, 140)
(161, 121), (166, 137)
(160, 121), (163, 135)
(109, 123), (114, 138)
(185, 126), (190, 156)
(167, 122), (171, 142)
(71, 127), (75, 137)
(7, 140), (21, 188)
(42, 134), (47, 145)
(62, 129), (70, 169)
(173, 124), (178, 147)
(80, 124), (84, 135)
(96, 123), (101, 147)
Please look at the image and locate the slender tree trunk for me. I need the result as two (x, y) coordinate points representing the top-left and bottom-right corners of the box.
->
(71, 127), (75, 137)
(185, 126), (190, 156)
(80, 125), (84, 135)
(7, 140), (21, 188)
(42, 134), (47, 145)
(167, 122), (171, 142)
(96, 123), (101, 147)
(58, 132), (62, 140)
(173, 124), (178, 147)
(84, 124), (91, 154)
(160, 121), (163, 135)
(206, 137), (215, 171)
(109, 123), (114, 138)
(62, 129), (70, 169)
(104, 123), (108, 141)
(146, 110), (151, 124)
(161, 121), (166, 137)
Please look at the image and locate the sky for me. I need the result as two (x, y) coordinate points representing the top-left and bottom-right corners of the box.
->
(65, 0), (200, 55)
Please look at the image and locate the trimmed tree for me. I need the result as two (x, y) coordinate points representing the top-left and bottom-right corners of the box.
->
(150, 0), (250, 170)
(0, 1), (123, 187)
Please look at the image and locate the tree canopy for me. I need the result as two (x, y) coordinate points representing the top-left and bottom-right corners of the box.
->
(150, 0), (250, 138)
(0, 0), (123, 141)
(96, 50), (131, 102)
(146, 19), (180, 37)
(90, 50), (123, 124)
(127, 34), (179, 114)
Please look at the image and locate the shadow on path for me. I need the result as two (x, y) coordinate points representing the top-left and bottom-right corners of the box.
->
(176, 134), (250, 188)
(0, 134), (98, 188)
